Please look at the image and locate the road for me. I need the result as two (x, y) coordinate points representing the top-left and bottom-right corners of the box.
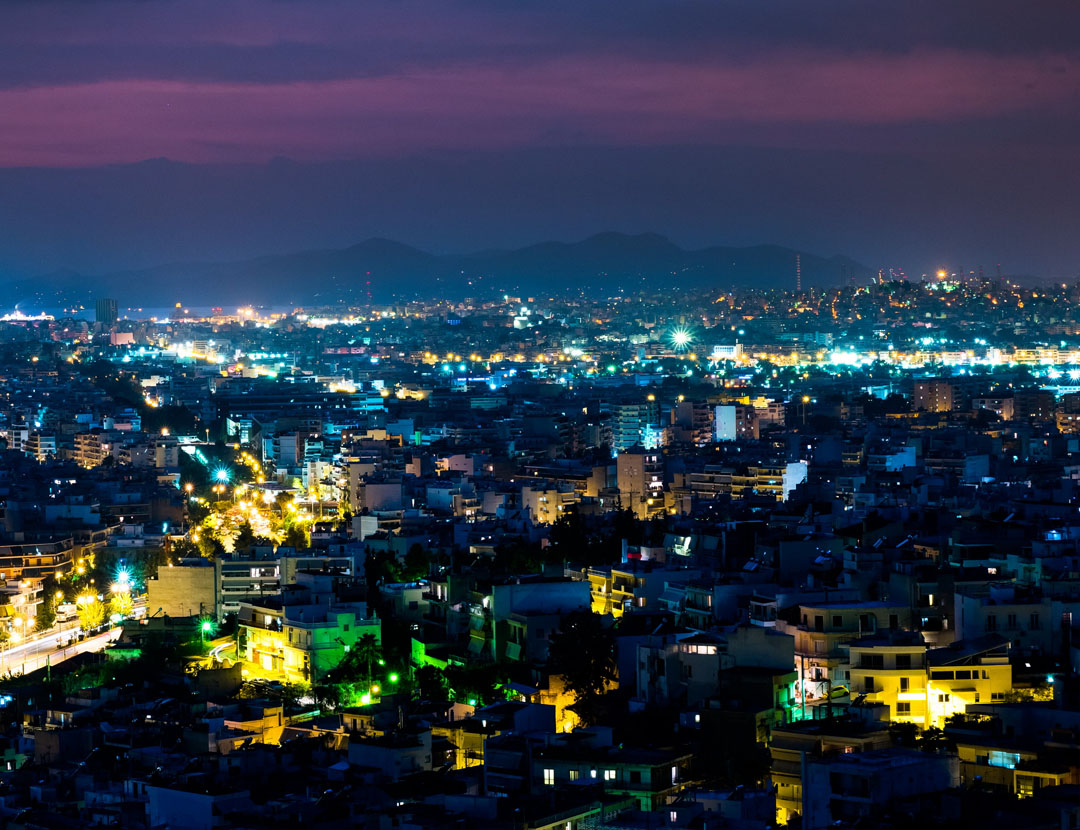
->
(0, 627), (121, 677)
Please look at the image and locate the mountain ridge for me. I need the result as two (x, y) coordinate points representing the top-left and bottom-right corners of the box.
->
(7, 232), (875, 307)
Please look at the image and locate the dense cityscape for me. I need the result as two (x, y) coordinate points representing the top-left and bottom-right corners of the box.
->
(0, 274), (1078, 827)
(4, 0), (1080, 828)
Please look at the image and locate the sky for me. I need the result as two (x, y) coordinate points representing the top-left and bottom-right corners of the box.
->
(1, 0), (1079, 280)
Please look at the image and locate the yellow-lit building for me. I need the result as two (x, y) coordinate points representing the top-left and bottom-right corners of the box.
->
(847, 633), (1011, 728)
(779, 601), (911, 707)
(585, 562), (684, 618)
(239, 572), (381, 683)
(847, 631), (929, 726)
(924, 634), (1012, 726)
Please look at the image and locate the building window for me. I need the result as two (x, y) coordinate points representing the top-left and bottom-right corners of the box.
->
(986, 614), (997, 632)
(1030, 613), (1041, 630)
(897, 702), (911, 715)
(900, 677), (909, 692)
(832, 615), (843, 628)
(604, 769), (616, 781)
(569, 770), (579, 781)
(895, 654), (911, 670)
(630, 770), (642, 784)
(1007, 614), (1017, 630)
(672, 766), (678, 785)
(543, 769), (555, 786)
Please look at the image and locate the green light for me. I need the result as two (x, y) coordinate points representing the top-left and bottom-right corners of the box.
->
(378, 658), (386, 666)
(201, 620), (213, 633)
(388, 673), (399, 683)
(360, 693), (371, 705)
(468, 698), (477, 706)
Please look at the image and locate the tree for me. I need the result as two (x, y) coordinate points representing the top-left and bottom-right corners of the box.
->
(443, 663), (506, 707)
(917, 726), (956, 753)
(492, 539), (543, 574)
(401, 544), (431, 581)
(547, 610), (617, 725)
(186, 499), (210, 526)
(325, 633), (382, 686)
(197, 534), (225, 560)
(363, 550), (401, 606)
(354, 633), (382, 686)
(109, 591), (134, 619)
(77, 597), (106, 631)
(36, 574), (59, 632)
(282, 523), (309, 550)
(415, 665), (447, 700)
(549, 506), (586, 551)
(233, 521), (256, 552)
(889, 721), (918, 748)
(170, 538), (200, 559)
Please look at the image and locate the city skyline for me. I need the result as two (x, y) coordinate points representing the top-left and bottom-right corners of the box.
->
(3, 5), (1080, 828)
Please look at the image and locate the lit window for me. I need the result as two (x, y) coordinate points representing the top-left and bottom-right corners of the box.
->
(543, 768), (555, 786)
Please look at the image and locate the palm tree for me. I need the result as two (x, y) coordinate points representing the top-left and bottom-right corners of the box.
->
(353, 633), (382, 686)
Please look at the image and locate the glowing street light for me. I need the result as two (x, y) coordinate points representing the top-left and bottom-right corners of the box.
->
(669, 326), (694, 353)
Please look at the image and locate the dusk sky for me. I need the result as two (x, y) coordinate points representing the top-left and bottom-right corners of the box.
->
(2, 0), (1079, 281)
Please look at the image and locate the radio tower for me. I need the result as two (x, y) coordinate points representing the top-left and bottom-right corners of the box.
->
(795, 254), (802, 292)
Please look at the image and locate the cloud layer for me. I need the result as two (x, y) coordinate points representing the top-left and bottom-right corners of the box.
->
(1, 0), (1078, 166)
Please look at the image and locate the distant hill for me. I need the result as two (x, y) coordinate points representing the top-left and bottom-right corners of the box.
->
(7, 233), (874, 307)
